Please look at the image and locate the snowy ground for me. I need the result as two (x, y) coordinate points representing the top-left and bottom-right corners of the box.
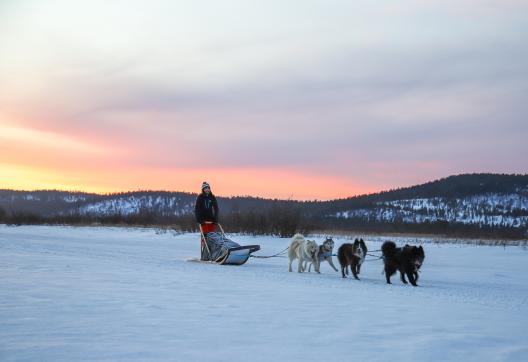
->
(1, 225), (527, 362)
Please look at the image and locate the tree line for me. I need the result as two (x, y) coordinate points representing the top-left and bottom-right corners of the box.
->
(1, 204), (526, 239)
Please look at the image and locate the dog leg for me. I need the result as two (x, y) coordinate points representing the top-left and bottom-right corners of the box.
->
(298, 259), (303, 273)
(327, 257), (338, 272)
(287, 245), (296, 272)
(351, 264), (359, 280)
(407, 271), (418, 286)
(400, 271), (408, 284)
(385, 266), (394, 284)
(341, 265), (346, 278)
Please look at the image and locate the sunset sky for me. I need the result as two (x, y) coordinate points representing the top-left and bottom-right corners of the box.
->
(1, 0), (527, 200)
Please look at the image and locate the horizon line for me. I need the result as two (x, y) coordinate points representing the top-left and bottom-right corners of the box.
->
(2, 172), (525, 202)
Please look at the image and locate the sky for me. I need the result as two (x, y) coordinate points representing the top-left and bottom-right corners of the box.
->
(1, 0), (527, 200)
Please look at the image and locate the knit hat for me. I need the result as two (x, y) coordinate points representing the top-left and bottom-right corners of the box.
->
(201, 181), (210, 191)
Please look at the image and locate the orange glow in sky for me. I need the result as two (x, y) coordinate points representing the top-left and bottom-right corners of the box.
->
(0, 163), (374, 201)
(0, 117), (374, 199)
(2, 1), (526, 199)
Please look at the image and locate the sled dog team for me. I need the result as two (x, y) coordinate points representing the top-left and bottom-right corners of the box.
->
(288, 233), (425, 286)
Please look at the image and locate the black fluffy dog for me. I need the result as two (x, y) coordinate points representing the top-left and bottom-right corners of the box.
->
(337, 238), (367, 279)
(381, 241), (425, 286)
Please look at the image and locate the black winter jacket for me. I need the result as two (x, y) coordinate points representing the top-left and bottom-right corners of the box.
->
(194, 192), (219, 224)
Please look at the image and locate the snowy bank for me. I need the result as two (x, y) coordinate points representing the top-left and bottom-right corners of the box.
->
(1, 225), (527, 361)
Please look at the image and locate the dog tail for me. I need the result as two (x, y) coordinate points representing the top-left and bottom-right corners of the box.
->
(381, 241), (397, 257)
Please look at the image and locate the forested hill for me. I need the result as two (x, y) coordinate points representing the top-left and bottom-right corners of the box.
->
(311, 173), (528, 212)
(315, 174), (528, 238)
(1, 173), (527, 238)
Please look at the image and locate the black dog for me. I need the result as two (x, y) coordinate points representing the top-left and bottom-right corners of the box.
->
(337, 238), (367, 279)
(381, 241), (425, 286)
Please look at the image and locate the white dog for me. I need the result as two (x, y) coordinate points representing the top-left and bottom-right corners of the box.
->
(288, 233), (320, 273)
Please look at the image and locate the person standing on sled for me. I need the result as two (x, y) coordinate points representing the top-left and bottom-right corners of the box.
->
(194, 181), (260, 264)
(195, 181), (219, 235)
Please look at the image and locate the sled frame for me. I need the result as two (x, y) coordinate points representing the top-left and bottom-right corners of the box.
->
(199, 223), (260, 265)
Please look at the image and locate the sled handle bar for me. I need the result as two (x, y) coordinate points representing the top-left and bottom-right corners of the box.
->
(199, 222), (226, 236)
(198, 224), (213, 257)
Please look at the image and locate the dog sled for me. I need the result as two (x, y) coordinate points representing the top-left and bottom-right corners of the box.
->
(189, 223), (260, 265)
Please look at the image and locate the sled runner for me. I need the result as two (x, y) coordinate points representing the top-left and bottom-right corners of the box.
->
(194, 223), (260, 265)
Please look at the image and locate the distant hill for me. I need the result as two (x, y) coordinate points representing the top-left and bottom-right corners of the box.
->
(315, 174), (528, 237)
(1, 173), (527, 238)
(0, 190), (289, 217)
(311, 173), (528, 211)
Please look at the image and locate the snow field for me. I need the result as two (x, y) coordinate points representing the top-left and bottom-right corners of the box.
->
(1, 225), (527, 361)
